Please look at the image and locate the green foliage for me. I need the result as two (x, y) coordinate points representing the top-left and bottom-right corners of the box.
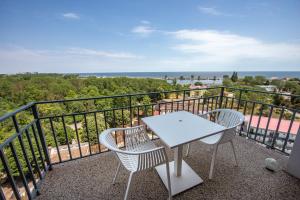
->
(191, 75), (194, 81)
(222, 78), (233, 87)
(254, 76), (267, 85)
(194, 82), (203, 86)
(243, 76), (255, 85)
(231, 72), (238, 82)
(172, 78), (177, 86)
(271, 79), (285, 90)
(105, 110), (131, 128)
(79, 114), (106, 145)
(43, 119), (75, 147)
(38, 104), (65, 117)
(223, 75), (229, 79)
(1, 129), (46, 177)
(273, 94), (285, 106)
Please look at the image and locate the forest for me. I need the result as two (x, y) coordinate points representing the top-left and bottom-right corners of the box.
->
(0, 74), (187, 177)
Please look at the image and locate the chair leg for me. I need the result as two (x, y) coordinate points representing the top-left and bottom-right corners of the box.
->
(165, 162), (172, 200)
(124, 172), (133, 200)
(230, 141), (238, 166)
(186, 143), (190, 157)
(209, 145), (218, 180)
(113, 162), (121, 184)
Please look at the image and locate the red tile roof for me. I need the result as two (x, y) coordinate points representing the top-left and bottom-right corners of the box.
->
(245, 115), (299, 135)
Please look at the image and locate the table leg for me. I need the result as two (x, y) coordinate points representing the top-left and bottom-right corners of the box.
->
(155, 145), (203, 196)
(174, 145), (183, 176)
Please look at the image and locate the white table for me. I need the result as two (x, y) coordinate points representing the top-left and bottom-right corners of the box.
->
(142, 111), (226, 196)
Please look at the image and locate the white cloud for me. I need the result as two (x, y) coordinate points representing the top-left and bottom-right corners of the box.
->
(132, 21), (156, 36)
(1, 29), (300, 73)
(65, 47), (140, 59)
(198, 6), (222, 16)
(131, 25), (155, 36)
(169, 29), (300, 66)
(0, 46), (142, 73)
(140, 20), (150, 24)
(62, 12), (80, 20)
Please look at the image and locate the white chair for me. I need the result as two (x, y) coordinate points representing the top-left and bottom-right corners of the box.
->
(186, 109), (244, 179)
(99, 125), (172, 200)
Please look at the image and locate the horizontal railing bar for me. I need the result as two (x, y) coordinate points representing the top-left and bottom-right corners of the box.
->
(35, 87), (222, 104)
(51, 150), (107, 165)
(0, 102), (35, 122)
(50, 137), (162, 165)
(226, 97), (300, 113)
(0, 119), (37, 149)
(38, 95), (220, 119)
(226, 87), (300, 98)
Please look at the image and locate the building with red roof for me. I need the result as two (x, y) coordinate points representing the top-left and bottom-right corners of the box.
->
(244, 115), (299, 153)
(245, 115), (299, 136)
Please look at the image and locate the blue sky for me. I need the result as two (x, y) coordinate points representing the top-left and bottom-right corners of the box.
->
(0, 0), (300, 73)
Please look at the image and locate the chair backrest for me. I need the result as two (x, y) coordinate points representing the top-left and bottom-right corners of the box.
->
(99, 126), (167, 172)
(210, 109), (244, 144)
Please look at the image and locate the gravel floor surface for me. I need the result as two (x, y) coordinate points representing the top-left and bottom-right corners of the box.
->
(37, 136), (300, 200)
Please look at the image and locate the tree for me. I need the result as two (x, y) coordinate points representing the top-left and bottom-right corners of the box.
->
(222, 79), (232, 87)
(284, 81), (298, 92)
(43, 119), (75, 147)
(140, 95), (152, 116)
(172, 78), (177, 86)
(191, 75), (194, 81)
(243, 76), (254, 85)
(265, 80), (270, 85)
(271, 79), (284, 91)
(105, 110), (131, 128)
(194, 82), (203, 86)
(38, 104), (65, 118)
(254, 76), (267, 85)
(79, 114), (106, 145)
(223, 75), (229, 79)
(231, 72), (238, 82)
(65, 90), (85, 113)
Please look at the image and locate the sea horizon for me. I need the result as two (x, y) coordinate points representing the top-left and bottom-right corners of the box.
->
(78, 71), (300, 79)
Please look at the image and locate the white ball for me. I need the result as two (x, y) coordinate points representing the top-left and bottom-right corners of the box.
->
(265, 158), (279, 171)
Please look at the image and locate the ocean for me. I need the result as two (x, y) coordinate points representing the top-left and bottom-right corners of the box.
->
(79, 71), (300, 79)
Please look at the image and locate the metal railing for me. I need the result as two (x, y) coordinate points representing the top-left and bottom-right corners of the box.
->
(0, 86), (299, 199)
(0, 103), (51, 200)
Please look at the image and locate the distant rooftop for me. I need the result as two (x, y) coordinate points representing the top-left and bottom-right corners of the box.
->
(245, 115), (299, 135)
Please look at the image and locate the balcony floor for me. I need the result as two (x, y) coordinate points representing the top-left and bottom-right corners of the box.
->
(37, 136), (300, 200)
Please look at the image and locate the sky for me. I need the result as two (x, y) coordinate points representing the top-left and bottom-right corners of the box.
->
(0, 0), (300, 73)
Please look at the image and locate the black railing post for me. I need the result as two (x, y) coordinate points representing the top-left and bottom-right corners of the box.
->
(183, 90), (186, 110)
(12, 115), (39, 195)
(263, 106), (273, 145)
(282, 110), (296, 152)
(271, 107), (285, 149)
(237, 90), (243, 110)
(218, 86), (225, 109)
(129, 95), (133, 127)
(0, 149), (21, 200)
(32, 103), (52, 170)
